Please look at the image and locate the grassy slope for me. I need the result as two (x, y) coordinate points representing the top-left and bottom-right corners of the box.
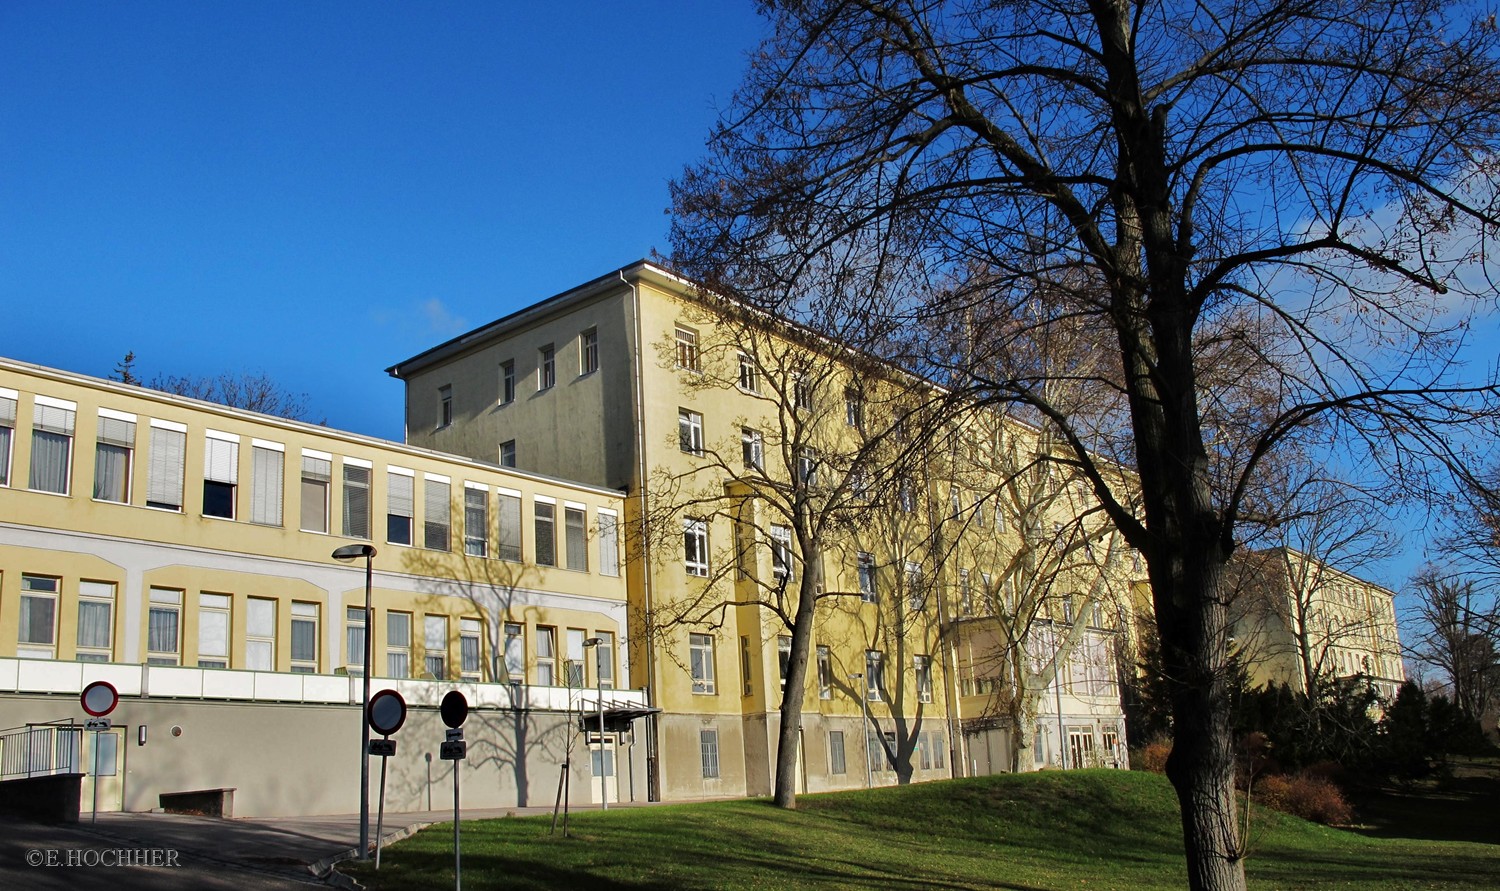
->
(345, 770), (1498, 890)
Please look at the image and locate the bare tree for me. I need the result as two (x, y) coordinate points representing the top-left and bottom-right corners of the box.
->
(670, 3), (1500, 887)
(1408, 569), (1500, 725)
(148, 369), (320, 423)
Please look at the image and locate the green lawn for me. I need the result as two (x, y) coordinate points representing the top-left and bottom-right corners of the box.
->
(342, 770), (1499, 890)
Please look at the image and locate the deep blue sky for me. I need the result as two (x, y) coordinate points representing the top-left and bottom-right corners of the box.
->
(1, 1), (766, 440)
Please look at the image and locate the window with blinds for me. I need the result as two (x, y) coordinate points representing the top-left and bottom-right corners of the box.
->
(498, 491), (522, 562)
(93, 411), (135, 503)
(564, 505), (587, 571)
(250, 443), (284, 526)
(29, 397), (75, 494)
(202, 432), (239, 519)
(290, 602), (318, 673)
(0, 389), (15, 487)
(387, 469), (414, 545)
(464, 485), (488, 557)
(301, 454), (331, 533)
(146, 423), (186, 511)
(75, 581), (115, 662)
(460, 617), (483, 680)
(424, 477), (450, 550)
(343, 464), (371, 539)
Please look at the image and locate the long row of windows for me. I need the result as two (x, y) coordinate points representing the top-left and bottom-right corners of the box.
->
(1, 388), (620, 576)
(693, 632), (932, 704)
(486, 327), (597, 417)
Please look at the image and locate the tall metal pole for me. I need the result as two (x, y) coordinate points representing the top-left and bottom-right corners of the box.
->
(597, 671), (606, 809)
(361, 553), (374, 858)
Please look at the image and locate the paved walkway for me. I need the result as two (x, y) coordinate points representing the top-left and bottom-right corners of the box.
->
(0, 802), (634, 890)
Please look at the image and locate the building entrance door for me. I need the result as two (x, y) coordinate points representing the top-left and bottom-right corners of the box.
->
(80, 728), (124, 814)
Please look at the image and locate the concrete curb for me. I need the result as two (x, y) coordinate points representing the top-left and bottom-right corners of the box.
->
(311, 822), (433, 890)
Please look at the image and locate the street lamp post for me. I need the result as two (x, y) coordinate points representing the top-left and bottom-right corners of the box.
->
(333, 544), (377, 859)
(851, 672), (871, 789)
(583, 637), (606, 809)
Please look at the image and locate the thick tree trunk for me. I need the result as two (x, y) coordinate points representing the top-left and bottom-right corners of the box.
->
(773, 555), (822, 809)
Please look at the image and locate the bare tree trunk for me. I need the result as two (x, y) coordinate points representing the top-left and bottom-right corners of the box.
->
(773, 556), (822, 808)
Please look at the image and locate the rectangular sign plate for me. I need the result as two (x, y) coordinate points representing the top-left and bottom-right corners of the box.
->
(84, 718), (111, 731)
(368, 739), (397, 757)
(440, 740), (467, 761)
(445, 727), (463, 741)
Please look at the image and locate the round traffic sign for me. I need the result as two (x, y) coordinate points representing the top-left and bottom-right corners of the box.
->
(440, 690), (468, 728)
(81, 681), (119, 717)
(367, 689), (407, 736)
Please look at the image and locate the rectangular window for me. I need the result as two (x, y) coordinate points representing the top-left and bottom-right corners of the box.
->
(684, 517), (709, 577)
(932, 733), (946, 769)
(675, 326), (700, 371)
(424, 615), (448, 680)
(770, 524), (792, 580)
(974, 494), (986, 528)
(865, 650), (884, 702)
(460, 619), (483, 680)
(424, 476), (451, 550)
(29, 396), (75, 494)
(690, 633), (716, 694)
(0, 389), (15, 487)
(146, 421), (186, 510)
(778, 635), (792, 689)
(198, 593), (231, 669)
(464, 485), (489, 557)
(700, 728), (720, 778)
(906, 561), (925, 611)
(290, 602), (318, 673)
(918, 735), (932, 771)
(499, 440), (516, 467)
(345, 606), (366, 673)
(202, 432), (239, 519)
(845, 387), (863, 428)
(915, 654), (933, 703)
(960, 569), (973, 616)
(793, 372), (812, 411)
(817, 645), (832, 699)
(146, 588), (182, 665)
(597, 509), (620, 577)
(18, 574), (59, 658)
(503, 622), (524, 681)
(387, 469), (414, 545)
(678, 408), (704, 456)
(741, 427), (763, 471)
(535, 625), (556, 685)
(498, 490), (522, 562)
(250, 442), (284, 526)
(737, 352), (758, 392)
(301, 453), (332, 533)
(595, 630), (615, 689)
(500, 360), (515, 405)
(343, 462), (371, 538)
(566, 628), (586, 687)
(580, 328), (599, 375)
(93, 411), (135, 503)
(564, 504), (588, 571)
(246, 597), (276, 671)
(538, 344), (556, 390)
(898, 478), (916, 512)
(535, 499), (556, 566)
(75, 581), (115, 662)
(438, 385), (453, 428)
(858, 552), (877, 603)
(829, 730), (847, 775)
(740, 635), (754, 696)
(797, 447), (817, 487)
(386, 612), (412, 678)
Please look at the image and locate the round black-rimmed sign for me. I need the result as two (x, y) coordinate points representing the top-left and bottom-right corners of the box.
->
(440, 690), (468, 729)
(367, 689), (408, 736)
(81, 681), (118, 717)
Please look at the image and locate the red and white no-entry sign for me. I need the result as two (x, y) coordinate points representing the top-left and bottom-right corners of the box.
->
(80, 680), (119, 717)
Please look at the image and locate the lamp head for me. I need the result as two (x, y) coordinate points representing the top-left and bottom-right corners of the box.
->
(332, 544), (377, 562)
(583, 637), (604, 648)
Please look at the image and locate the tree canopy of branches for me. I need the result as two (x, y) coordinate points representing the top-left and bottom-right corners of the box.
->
(670, 3), (1500, 888)
(1408, 569), (1500, 725)
(113, 352), (321, 423)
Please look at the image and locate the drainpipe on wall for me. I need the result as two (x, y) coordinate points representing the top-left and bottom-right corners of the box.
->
(623, 269), (660, 802)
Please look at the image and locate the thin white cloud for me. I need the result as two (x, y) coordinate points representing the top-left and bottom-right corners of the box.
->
(420, 298), (468, 337)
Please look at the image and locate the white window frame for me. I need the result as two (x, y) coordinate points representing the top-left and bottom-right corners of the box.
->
(290, 601), (319, 673)
(386, 611), (412, 678)
(857, 552), (877, 603)
(75, 580), (116, 663)
(198, 592), (232, 670)
(741, 427), (763, 471)
(770, 524), (792, 580)
(18, 574), (60, 658)
(679, 408), (704, 456)
(737, 352), (758, 392)
(538, 344), (556, 390)
(684, 517), (710, 577)
(580, 328), (599, 375)
(500, 359), (516, 405)
(675, 325), (700, 372)
(146, 587), (183, 666)
(690, 633), (717, 694)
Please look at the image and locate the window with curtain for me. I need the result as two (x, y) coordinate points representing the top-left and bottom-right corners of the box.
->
(564, 505), (587, 571)
(424, 477), (450, 550)
(198, 593), (231, 669)
(246, 598), (276, 671)
(597, 510), (619, 577)
(386, 612), (411, 678)
(0, 389), (15, 487)
(75, 581), (115, 662)
(93, 412), (135, 503)
(345, 606), (367, 673)
(343, 463), (371, 538)
(290, 602), (318, 673)
(498, 491), (523, 562)
(146, 588), (182, 665)
(464, 485), (488, 557)
(250, 443), (284, 526)
(29, 398), (75, 495)
(460, 618), (483, 680)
